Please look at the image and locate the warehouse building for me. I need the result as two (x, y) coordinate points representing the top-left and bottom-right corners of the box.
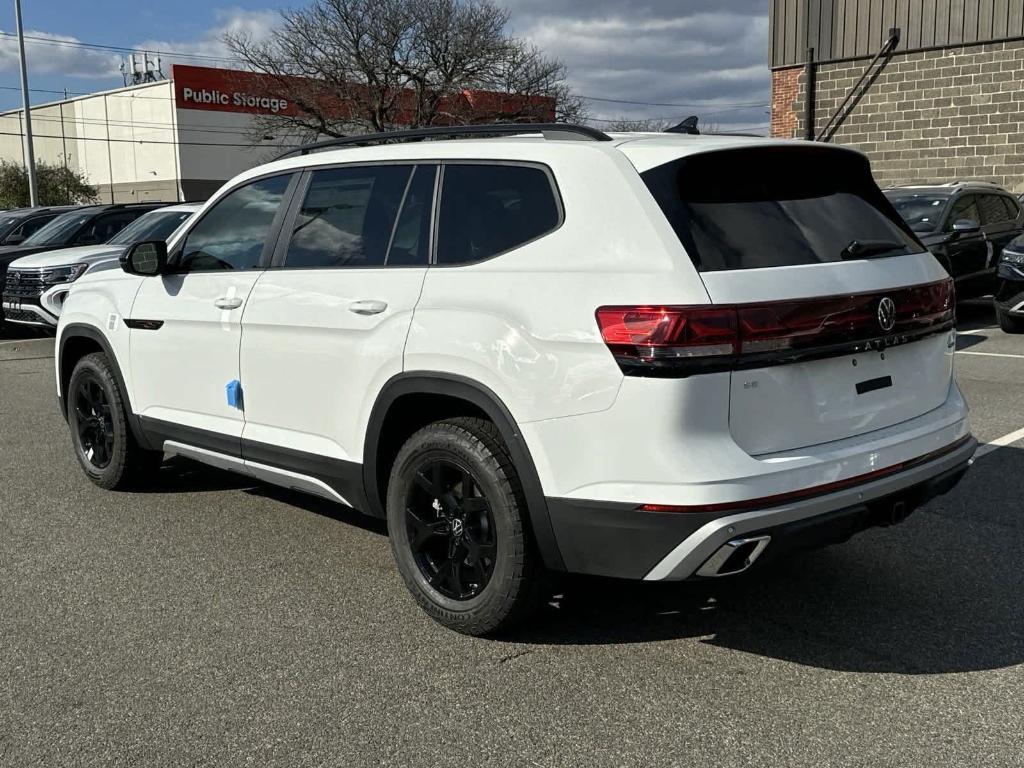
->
(0, 65), (553, 203)
(770, 0), (1024, 192)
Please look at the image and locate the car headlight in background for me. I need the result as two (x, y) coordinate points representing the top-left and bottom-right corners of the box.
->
(40, 264), (88, 284)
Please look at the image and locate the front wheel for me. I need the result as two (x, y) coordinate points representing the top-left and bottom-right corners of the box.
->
(67, 352), (162, 490)
(997, 306), (1024, 333)
(386, 417), (540, 636)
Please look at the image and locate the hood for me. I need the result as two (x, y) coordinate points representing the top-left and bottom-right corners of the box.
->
(0, 242), (77, 267)
(917, 231), (950, 248)
(7, 243), (125, 269)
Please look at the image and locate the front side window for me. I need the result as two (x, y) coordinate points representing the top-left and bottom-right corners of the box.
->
(436, 164), (560, 265)
(642, 147), (920, 272)
(284, 165), (414, 268)
(947, 195), (981, 229)
(178, 175), (291, 272)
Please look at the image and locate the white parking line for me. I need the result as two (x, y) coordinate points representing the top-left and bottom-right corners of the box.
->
(975, 427), (1024, 459)
(955, 350), (1024, 360)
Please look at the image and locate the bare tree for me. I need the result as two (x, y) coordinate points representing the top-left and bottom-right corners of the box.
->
(224, 0), (586, 141)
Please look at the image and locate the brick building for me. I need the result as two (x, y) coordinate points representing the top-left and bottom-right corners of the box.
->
(770, 0), (1024, 192)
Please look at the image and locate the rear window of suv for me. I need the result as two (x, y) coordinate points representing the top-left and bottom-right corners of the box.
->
(642, 146), (921, 272)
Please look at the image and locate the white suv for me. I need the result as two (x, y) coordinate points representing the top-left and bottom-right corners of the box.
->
(55, 124), (975, 635)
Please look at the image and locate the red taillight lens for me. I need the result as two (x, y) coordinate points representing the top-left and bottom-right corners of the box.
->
(595, 306), (738, 362)
(596, 278), (955, 376)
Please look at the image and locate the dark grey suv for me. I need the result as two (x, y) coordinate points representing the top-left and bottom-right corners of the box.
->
(884, 182), (1024, 300)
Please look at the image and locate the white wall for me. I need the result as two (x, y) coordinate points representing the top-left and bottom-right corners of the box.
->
(0, 81), (180, 202)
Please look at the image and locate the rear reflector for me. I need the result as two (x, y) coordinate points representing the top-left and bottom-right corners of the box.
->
(596, 278), (954, 376)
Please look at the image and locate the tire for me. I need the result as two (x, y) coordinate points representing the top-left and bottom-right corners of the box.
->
(386, 417), (540, 636)
(66, 352), (162, 490)
(997, 307), (1024, 333)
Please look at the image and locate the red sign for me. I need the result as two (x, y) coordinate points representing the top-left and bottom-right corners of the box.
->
(171, 64), (555, 123)
(172, 64), (301, 116)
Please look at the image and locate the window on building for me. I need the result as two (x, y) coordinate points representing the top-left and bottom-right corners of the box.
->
(436, 164), (561, 265)
(284, 165), (413, 268)
(178, 174), (292, 272)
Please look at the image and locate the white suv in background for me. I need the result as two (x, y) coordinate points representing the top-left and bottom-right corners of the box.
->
(55, 125), (974, 635)
(3, 204), (200, 329)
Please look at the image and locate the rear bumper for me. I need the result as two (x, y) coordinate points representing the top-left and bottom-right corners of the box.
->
(547, 435), (975, 581)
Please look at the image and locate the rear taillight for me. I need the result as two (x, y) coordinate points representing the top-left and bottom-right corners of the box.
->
(596, 278), (954, 376)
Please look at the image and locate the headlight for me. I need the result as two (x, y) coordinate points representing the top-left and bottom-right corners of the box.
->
(40, 264), (88, 285)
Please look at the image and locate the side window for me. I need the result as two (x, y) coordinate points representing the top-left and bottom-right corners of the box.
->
(179, 174), (291, 272)
(20, 215), (55, 239)
(978, 194), (1011, 226)
(284, 165), (412, 268)
(74, 212), (139, 245)
(436, 164), (560, 265)
(947, 195), (980, 229)
(1002, 196), (1020, 221)
(388, 165), (436, 266)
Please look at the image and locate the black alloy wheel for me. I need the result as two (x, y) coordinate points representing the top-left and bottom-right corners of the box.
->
(387, 417), (541, 635)
(74, 374), (115, 469)
(405, 459), (497, 600)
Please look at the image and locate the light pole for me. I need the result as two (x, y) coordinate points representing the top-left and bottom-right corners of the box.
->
(15, 0), (38, 206)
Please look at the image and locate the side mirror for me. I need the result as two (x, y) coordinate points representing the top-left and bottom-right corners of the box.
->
(950, 219), (981, 238)
(120, 240), (168, 276)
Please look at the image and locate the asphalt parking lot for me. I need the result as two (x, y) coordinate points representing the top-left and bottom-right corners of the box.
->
(1, 303), (1022, 768)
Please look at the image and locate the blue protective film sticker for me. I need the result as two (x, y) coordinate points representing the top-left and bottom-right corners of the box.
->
(226, 379), (243, 409)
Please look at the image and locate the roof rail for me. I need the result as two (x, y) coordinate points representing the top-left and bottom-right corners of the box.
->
(272, 123), (613, 161)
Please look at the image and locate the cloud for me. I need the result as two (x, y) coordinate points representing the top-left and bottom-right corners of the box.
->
(505, 1), (771, 131)
(0, 30), (120, 79)
(0, 7), (278, 83)
(133, 7), (279, 69)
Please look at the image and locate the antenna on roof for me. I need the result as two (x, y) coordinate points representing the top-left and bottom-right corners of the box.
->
(665, 116), (700, 135)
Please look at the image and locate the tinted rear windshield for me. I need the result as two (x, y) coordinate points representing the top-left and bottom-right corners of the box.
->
(641, 146), (921, 272)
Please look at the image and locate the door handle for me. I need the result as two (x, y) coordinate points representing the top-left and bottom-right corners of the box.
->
(214, 296), (243, 310)
(349, 299), (388, 315)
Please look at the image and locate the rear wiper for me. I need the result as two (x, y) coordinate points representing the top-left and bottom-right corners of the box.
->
(840, 239), (907, 261)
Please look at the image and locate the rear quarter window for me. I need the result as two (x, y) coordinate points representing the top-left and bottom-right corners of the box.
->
(436, 163), (561, 265)
(641, 146), (921, 272)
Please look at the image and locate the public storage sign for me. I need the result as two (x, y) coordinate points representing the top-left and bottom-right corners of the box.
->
(172, 64), (300, 116)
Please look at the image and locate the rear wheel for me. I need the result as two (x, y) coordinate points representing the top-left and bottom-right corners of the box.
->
(997, 306), (1024, 333)
(386, 417), (540, 635)
(67, 352), (162, 490)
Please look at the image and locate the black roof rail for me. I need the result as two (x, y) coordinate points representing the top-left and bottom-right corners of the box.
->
(273, 123), (613, 161)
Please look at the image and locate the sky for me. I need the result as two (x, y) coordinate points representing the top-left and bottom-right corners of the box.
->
(0, 0), (770, 133)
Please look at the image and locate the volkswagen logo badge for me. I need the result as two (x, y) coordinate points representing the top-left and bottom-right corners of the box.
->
(877, 297), (896, 332)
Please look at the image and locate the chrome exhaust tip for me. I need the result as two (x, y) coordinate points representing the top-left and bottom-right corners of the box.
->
(696, 535), (771, 578)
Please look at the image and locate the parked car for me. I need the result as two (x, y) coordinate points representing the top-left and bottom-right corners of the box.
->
(55, 126), (974, 635)
(2, 204), (201, 328)
(0, 206), (78, 247)
(994, 235), (1024, 332)
(884, 182), (1024, 300)
(0, 203), (167, 322)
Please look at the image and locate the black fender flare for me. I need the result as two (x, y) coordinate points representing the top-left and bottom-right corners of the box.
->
(363, 372), (565, 572)
(58, 323), (156, 451)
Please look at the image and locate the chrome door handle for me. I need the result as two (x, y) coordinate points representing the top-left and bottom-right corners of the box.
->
(349, 299), (388, 315)
(214, 296), (243, 310)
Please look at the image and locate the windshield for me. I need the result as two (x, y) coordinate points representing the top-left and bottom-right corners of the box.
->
(884, 193), (950, 234)
(642, 146), (921, 272)
(109, 209), (196, 245)
(22, 211), (93, 246)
